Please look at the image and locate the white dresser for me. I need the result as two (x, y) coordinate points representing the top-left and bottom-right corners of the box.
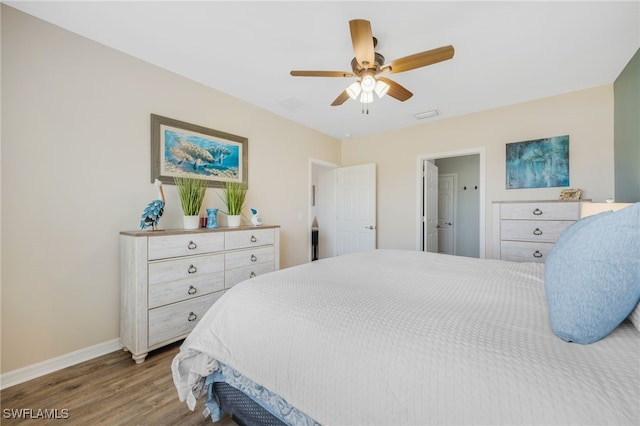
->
(493, 201), (583, 263)
(120, 225), (280, 363)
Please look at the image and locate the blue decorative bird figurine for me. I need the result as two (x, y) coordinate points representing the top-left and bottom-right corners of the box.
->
(140, 179), (165, 230)
(250, 208), (263, 226)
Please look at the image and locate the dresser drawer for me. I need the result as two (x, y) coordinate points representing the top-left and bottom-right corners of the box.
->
(148, 292), (222, 347)
(225, 263), (275, 289)
(225, 228), (274, 250)
(225, 246), (274, 270)
(148, 254), (224, 308)
(148, 233), (224, 260)
(500, 241), (554, 263)
(500, 220), (574, 243)
(148, 253), (224, 284)
(148, 272), (224, 309)
(500, 202), (579, 220)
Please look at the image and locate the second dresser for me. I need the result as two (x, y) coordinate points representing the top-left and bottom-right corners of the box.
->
(493, 200), (583, 263)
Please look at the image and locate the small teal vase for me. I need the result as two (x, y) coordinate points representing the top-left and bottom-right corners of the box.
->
(205, 208), (219, 229)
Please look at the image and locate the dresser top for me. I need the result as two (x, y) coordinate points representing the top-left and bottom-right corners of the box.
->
(492, 199), (590, 204)
(120, 224), (280, 237)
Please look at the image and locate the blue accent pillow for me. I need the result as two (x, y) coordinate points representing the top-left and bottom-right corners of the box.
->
(544, 203), (640, 344)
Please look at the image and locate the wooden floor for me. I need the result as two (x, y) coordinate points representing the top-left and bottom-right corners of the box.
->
(0, 341), (237, 426)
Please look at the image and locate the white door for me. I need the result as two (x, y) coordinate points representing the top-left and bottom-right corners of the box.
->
(335, 163), (377, 255)
(423, 160), (439, 252)
(437, 174), (456, 255)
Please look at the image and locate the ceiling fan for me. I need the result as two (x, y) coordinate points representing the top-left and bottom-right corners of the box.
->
(290, 19), (455, 110)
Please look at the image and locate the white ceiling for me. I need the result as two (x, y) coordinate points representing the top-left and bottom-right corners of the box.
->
(5, 1), (640, 140)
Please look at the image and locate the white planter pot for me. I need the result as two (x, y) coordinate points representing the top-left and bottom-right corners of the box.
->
(227, 215), (242, 227)
(183, 215), (200, 230)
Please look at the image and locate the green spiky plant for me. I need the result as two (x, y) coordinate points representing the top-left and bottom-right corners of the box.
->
(223, 181), (247, 216)
(174, 176), (208, 216)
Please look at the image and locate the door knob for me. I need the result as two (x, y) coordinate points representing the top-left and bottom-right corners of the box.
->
(365, 225), (376, 230)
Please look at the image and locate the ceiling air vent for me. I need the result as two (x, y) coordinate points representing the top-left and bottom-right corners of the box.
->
(413, 110), (439, 120)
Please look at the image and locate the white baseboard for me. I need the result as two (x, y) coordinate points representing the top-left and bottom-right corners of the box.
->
(0, 338), (122, 390)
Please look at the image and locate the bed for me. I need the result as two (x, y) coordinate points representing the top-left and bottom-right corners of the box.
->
(172, 203), (640, 425)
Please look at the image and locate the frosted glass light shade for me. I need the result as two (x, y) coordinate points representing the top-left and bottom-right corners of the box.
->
(361, 74), (376, 93)
(375, 80), (390, 98)
(360, 91), (373, 104)
(346, 81), (361, 99)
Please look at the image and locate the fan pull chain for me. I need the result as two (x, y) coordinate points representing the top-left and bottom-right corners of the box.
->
(361, 105), (370, 115)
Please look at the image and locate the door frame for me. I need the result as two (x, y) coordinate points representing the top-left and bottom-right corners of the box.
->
(415, 148), (486, 258)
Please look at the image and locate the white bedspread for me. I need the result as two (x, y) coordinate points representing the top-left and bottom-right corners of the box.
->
(172, 249), (640, 425)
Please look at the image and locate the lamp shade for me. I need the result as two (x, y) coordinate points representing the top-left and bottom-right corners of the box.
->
(346, 81), (361, 100)
(360, 91), (374, 104)
(374, 79), (390, 98)
(360, 74), (376, 93)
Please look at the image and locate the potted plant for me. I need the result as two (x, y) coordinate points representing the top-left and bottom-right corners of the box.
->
(223, 181), (247, 227)
(174, 176), (208, 229)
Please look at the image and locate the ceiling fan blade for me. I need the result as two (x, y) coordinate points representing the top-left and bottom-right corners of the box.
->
(331, 90), (350, 106)
(290, 70), (355, 77)
(377, 77), (413, 101)
(387, 45), (454, 74)
(349, 19), (375, 69)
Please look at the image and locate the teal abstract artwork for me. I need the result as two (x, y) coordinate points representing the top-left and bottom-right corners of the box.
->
(506, 135), (569, 189)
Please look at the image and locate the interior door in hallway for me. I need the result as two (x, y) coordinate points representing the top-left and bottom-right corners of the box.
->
(335, 163), (377, 255)
(437, 174), (456, 255)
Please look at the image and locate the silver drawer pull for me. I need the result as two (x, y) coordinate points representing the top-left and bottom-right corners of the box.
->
(532, 208), (543, 216)
(187, 241), (197, 250)
(187, 312), (197, 322)
(533, 228), (543, 236)
(533, 250), (543, 258)
(250, 235), (257, 243)
(250, 271), (256, 278)
(250, 254), (257, 262)
(187, 285), (197, 295)
(187, 265), (197, 274)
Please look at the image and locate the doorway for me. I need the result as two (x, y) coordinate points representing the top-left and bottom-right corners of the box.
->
(309, 159), (338, 262)
(416, 148), (485, 258)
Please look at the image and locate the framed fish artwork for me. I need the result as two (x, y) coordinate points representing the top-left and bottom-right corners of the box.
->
(150, 114), (248, 188)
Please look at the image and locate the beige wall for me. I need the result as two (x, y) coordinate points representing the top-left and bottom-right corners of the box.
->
(342, 85), (615, 256)
(1, 6), (340, 372)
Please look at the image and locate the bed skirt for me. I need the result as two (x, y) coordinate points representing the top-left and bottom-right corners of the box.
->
(204, 363), (319, 425)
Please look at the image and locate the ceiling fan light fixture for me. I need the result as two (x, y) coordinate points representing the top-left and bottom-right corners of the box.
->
(290, 19), (455, 109)
(374, 79), (390, 98)
(360, 73), (376, 93)
(346, 81), (362, 99)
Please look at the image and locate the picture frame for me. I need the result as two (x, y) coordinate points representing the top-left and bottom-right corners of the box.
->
(560, 188), (582, 200)
(505, 135), (569, 189)
(150, 114), (248, 188)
